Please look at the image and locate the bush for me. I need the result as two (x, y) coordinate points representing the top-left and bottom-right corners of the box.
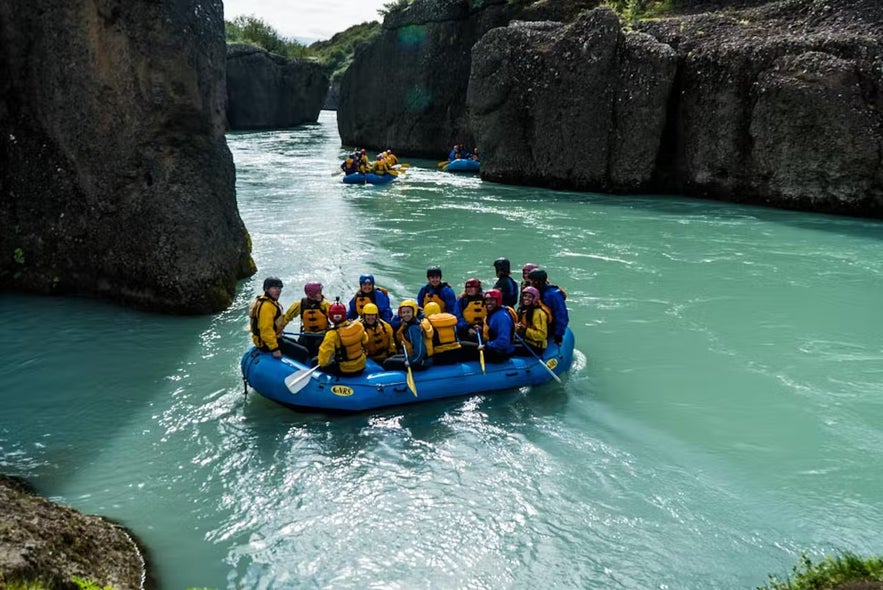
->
(759, 553), (883, 590)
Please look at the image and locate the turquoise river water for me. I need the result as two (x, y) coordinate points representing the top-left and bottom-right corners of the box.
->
(1, 111), (882, 589)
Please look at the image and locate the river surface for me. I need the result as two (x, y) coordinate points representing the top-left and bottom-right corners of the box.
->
(1, 111), (882, 589)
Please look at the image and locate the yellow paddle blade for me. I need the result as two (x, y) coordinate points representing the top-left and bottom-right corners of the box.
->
(437, 161), (449, 168)
(406, 367), (418, 397)
(479, 349), (485, 374)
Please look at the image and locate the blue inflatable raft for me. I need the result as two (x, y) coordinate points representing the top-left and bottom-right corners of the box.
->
(445, 159), (480, 173)
(342, 172), (396, 185)
(241, 328), (574, 412)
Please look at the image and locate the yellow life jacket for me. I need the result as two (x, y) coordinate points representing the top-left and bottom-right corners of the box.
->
(249, 296), (284, 348)
(373, 160), (388, 175)
(396, 318), (434, 357)
(421, 283), (451, 312)
(459, 296), (486, 325)
(301, 297), (329, 333)
(335, 321), (366, 363)
(428, 313), (460, 353)
(352, 286), (389, 317)
(362, 319), (394, 361)
(537, 299), (554, 329)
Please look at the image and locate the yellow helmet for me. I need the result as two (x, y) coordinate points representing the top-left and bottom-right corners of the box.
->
(424, 302), (441, 317)
(362, 303), (379, 315)
(398, 299), (418, 316)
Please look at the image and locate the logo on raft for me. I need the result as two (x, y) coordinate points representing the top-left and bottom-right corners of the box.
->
(546, 359), (558, 370)
(331, 385), (354, 397)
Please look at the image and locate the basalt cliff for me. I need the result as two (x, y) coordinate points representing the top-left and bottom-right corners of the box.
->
(340, 0), (883, 218)
(226, 44), (329, 130)
(0, 0), (255, 313)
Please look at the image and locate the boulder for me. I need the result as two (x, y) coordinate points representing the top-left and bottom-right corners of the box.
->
(0, 0), (255, 313)
(226, 44), (329, 130)
(0, 475), (147, 589)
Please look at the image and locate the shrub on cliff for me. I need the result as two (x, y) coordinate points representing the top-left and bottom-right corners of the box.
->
(225, 15), (310, 59)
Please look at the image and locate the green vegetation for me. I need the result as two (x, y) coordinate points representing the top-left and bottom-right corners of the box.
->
(380, 0), (414, 14)
(309, 21), (381, 82)
(604, 0), (674, 24)
(758, 553), (883, 590)
(224, 15), (311, 59)
(72, 577), (114, 590)
(224, 14), (382, 83)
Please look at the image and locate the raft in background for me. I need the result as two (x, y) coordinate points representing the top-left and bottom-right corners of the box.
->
(445, 159), (480, 172)
(241, 328), (575, 412)
(342, 172), (396, 185)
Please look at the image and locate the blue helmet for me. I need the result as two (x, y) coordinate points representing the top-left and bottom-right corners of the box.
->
(359, 274), (375, 285)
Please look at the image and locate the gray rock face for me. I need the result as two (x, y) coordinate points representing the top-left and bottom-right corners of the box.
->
(467, 1), (882, 216)
(0, 0), (255, 313)
(642, 1), (883, 216)
(226, 44), (329, 130)
(468, 9), (677, 191)
(0, 475), (146, 589)
(337, 0), (518, 156)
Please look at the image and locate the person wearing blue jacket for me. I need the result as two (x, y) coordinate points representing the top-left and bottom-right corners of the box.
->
(481, 288), (516, 362)
(347, 274), (393, 322)
(416, 266), (459, 317)
(527, 267), (569, 345)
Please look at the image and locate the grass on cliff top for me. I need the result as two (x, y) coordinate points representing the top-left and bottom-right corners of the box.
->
(758, 553), (883, 590)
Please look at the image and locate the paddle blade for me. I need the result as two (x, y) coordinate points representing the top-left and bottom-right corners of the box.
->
(284, 365), (320, 394)
(479, 349), (485, 374)
(406, 366), (418, 397)
(437, 161), (449, 168)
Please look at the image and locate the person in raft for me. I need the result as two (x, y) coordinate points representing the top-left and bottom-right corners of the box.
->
(417, 266), (459, 316)
(492, 257), (519, 307)
(248, 277), (286, 359)
(514, 286), (549, 356)
(315, 299), (368, 377)
(347, 274), (392, 322)
(383, 300), (434, 372)
(360, 302), (396, 363)
(480, 288), (516, 363)
(283, 281), (330, 359)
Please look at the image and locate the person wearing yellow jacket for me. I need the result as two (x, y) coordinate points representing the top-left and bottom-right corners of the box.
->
(514, 286), (548, 355)
(372, 154), (389, 176)
(316, 300), (368, 376)
(360, 302), (396, 363)
(249, 277), (286, 358)
(283, 281), (330, 358)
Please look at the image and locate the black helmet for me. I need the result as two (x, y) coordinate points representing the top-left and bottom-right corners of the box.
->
(263, 276), (283, 290)
(426, 265), (442, 278)
(527, 268), (548, 284)
(493, 257), (511, 272)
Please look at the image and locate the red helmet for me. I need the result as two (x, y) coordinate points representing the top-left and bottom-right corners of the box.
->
(360, 148), (366, 154)
(521, 286), (540, 301)
(304, 282), (323, 298)
(483, 289), (503, 306)
(329, 302), (347, 323)
(465, 278), (482, 289)
(522, 263), (539, 274)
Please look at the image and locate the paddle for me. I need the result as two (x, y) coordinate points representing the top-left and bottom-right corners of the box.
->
(402, 343), (418, 397)
(284, 364), (322, 394)
(475, 330), (486, 374)
(514, 333), (562, 383)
